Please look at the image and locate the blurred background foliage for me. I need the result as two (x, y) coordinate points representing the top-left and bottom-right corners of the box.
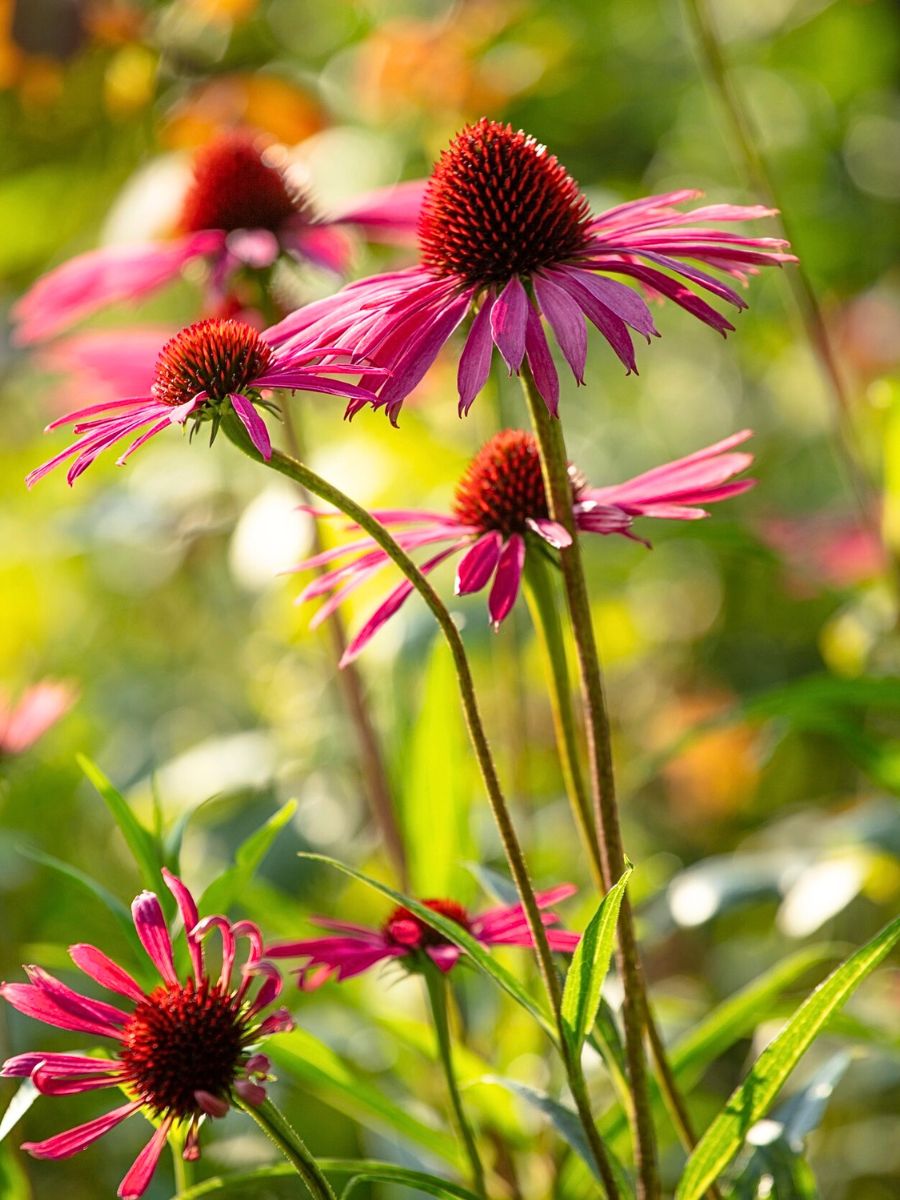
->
(1, 0), (899, 1197)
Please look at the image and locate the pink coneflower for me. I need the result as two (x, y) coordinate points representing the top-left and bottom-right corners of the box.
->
(13, 130), (425, 344)
(266, 117), (795, 421)
(0, 680), (77, 756)
(267, 887), (580, 989)
(0, 869), (292, 1199)
(292, 428), (754, 661)
(26, 316), (384, 486)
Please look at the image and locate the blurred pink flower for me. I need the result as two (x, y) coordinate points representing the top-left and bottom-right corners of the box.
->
(761, 512), (886, 593)
(1, 869), (292, 1199)
(0, 681), (77, 756)
(267, 888), (580, 989)
(267, 118), (795, 421)
(27, 316), (386, 486)
(13, 130), (425, 343)
(293, 428), (754, 662)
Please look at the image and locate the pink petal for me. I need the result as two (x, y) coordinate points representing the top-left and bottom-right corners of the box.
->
(534, 273), (587, 383)
(1, 1052), (118, 1078)
(290, 225), (352, 273)
(225, 228), (279, 268)
(555, 274), (637, 373)
(68, 945), (145, 1003)
(489, 276), (529, 374)
(0, 982), (123, 1040)
(457, 294), (496, 415)
(24, 965), (128, 1029)
(131, 892), (177, 985)
(196, 1090), (230, 1118)
(229, 393), (271, 459)
(331, 179), (426, 242)
(192, 915), (236, 991)
(526, 518), (572, 548)
(560, 266), (658, 337)
(117, 1119), (171, 1199)
(33, 1064), (120, 1096)
(524, 304), (559, 416)
(427, 945), (462, 972)
(235, 1079), (267, 1106)
(23, 1100), (141, 1159)
(161, 869), (204, 980)
(488, 535), (525, 629)
(455, 532), (503, 595)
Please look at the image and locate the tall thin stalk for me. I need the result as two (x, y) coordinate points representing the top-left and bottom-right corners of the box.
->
(224, 421), (621, 1198)
(238, 1097), (336, 1200)
(280, 402), (409, 887)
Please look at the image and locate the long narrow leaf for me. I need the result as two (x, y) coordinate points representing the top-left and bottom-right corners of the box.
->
(298, 854), (557, 1040)
(676, 915), (900, 1200)
(78, 756), (162, 894)
(173, 1159), (482, 1199)
(561, 864), (632, 1053)
(200, 800), (297, 912)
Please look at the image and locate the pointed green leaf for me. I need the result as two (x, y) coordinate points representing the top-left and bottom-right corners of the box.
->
(200, 800), (297, 913)
(17, 843), (136, 946)
(173, 1159), (482, 1199)
(676, 914), (900, 1200)
(78, 756), (162, 893)
(299, 854), (557, 1041)
(0, 1079), (39, 1145)
(561, 864), (632, 1053)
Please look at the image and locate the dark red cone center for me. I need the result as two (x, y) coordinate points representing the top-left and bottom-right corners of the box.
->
(385, 898), (471, 950)
(452, 429), (553, 534)
(119, 979), (248, 1118)
(418, 118), (592, 287)
(152, 318), (273, 407)
(178, 131), (309, 235)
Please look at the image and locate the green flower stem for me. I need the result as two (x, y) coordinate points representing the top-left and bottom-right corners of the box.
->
(423, 965), (488, 1199)
(521, 372), (660, 1200)
(279, 400), (409, 889)
(523, 551), (604, 889)
(681, 0), (876, 524)
(237, 1097), (336, 1200)
(224, 421), (621, 1198)
(170, 1140), (194, 1193)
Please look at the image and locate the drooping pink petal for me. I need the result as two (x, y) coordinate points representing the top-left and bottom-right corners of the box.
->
(455, 531), (503, 595)
(534, 272), (588, 383)
(525, 518), (572, 548)
(33, 1064), (120, 1096)
(556, 273), (637, 373)
(488, 535), (525, 629)
(131, 891), (177, 985)
(427, 945), (462, 972)
(290, 225), (353, 273)
(561, 266), (659, 338)
(161, 869), (203, 980)
(1, 1052), (119, 1078)
(229, 393), (272, 460)
(0, 982), (124, 1040)
(195, 1090), (230, 1118)
(457, 293), (496, 415)
(257, 1007), (294, 1036)
(490, 276), (529, 374)
(331, 179), (426, 242)
(117, 1118), (171, 1200)
(22, 1100), (141, 1159)
(234, 1078), (267, 1106)
(68, 945), (145, 1003)
(192, 915), (236, 992)
(225, 228), (280, 268)
(524, 303), (560, 416)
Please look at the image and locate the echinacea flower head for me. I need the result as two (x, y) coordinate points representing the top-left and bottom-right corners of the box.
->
(0, 680), (77, 756)
(13, 129), (425, 344)
(267, 117), (795, 421)
(292, 428), (755, 661)
(26, 316), (384, 486)
(267, 886), (580, 988)
(0, 870), (292, 1199)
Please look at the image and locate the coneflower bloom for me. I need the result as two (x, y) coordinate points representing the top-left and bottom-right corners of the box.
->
(13, 130), (425, 344)
(0, 869), (292, 1199)
(266, 117), (795, 421)
(26, 316), (384, 486)
(267, 887), (580, 989)
(292, 428), (754, 661)
(0, 680), (77, 757)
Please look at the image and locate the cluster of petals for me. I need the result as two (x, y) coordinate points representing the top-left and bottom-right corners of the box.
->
(267, 120), (795, 421)
(292, 429), (755, 662)
(26, 317), (385, 487)
(267, 886), (580, 988)
(0, 680), (77, 756)
(13, 129), (425, 345)
(0, 869), (291, 1200)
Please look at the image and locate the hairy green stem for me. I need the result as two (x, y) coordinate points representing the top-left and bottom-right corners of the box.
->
(280, 402), (409, 888)
(170, 1139), (194, 1193)
(238, 1097), (336, 1200)
(424, 966), (488, 1198)
(681, 0), (876, 524)
(521, 374), (660, 1199)
(225, 422), (620, 1197)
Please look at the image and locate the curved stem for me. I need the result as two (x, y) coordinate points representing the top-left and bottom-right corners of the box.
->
(423, 966), (488, 1198)
(280, 402), (409, 888)
(224, 420), (620, 1197)
(521, 374), (660, 1199)
(238, 1097), (336, 1200)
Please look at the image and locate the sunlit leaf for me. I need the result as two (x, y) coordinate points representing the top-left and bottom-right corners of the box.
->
(77, 756), (162, 896)
(676, 915), (900, 1200)
(173, 1159), (481, 1199)
(200, 800), (297, 913)
(0, 1079), (38, 1146)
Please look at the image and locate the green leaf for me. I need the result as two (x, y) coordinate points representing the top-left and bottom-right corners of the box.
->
(485, 1078), (633, 1197)
(17, 843), (137, 948)
(561, 864), (632, 1053)
(0, 1143), (29, 1200)
(173, 1159), (482, 1199)
(267, 1028), (461, 1165)
(401, 641), (475, 896)
(0, 1079), (38, 1145)
(299, 854), (557, 1041)
(676, 915), (900, 1200)
(200, 800), (297, 913)
(78, 756), (162, 894)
